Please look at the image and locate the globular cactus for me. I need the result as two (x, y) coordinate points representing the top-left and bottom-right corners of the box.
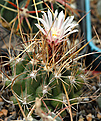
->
(0, 0), (43, 33)
(3, 8), (87, 120)
(5, 48), (85, 117)
(0, 0), (16, 22)
(1, 1), (88, 120)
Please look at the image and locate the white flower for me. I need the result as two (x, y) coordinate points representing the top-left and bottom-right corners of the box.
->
(35, 9), (78, 47)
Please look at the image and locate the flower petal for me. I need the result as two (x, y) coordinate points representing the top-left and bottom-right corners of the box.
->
(35, 24), (46, 35)
(67, 16), (74, 24)
(42, 11), (49, 27)
(64, 24), (78, 35)
(48, 9), (52, 26)
(57, 11), (64, 29)
(60, 29), (78, 39)
(54, 9), (58, 20)
(60, 16), (74, 31)
(37, 18), (49, 31)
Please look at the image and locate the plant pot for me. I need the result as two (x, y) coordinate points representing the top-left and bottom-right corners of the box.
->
(76, 0), (87, 55)
(85, 0), (101, 71)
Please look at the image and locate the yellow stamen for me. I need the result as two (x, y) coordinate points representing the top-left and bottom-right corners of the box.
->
(52, 28), (60, 38)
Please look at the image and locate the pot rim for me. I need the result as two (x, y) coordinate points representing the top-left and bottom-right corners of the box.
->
(85, 0), (101, 52)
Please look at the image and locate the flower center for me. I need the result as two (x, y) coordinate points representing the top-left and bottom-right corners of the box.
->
(52, 28), (60, 38)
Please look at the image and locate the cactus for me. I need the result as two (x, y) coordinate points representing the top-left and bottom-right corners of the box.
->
(0, 0), (43, 33)
(5, 49), (86, 118)
(4, 21), (86, 120)
(0, 0), (88, 120)
(0, 0), (16, 22)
